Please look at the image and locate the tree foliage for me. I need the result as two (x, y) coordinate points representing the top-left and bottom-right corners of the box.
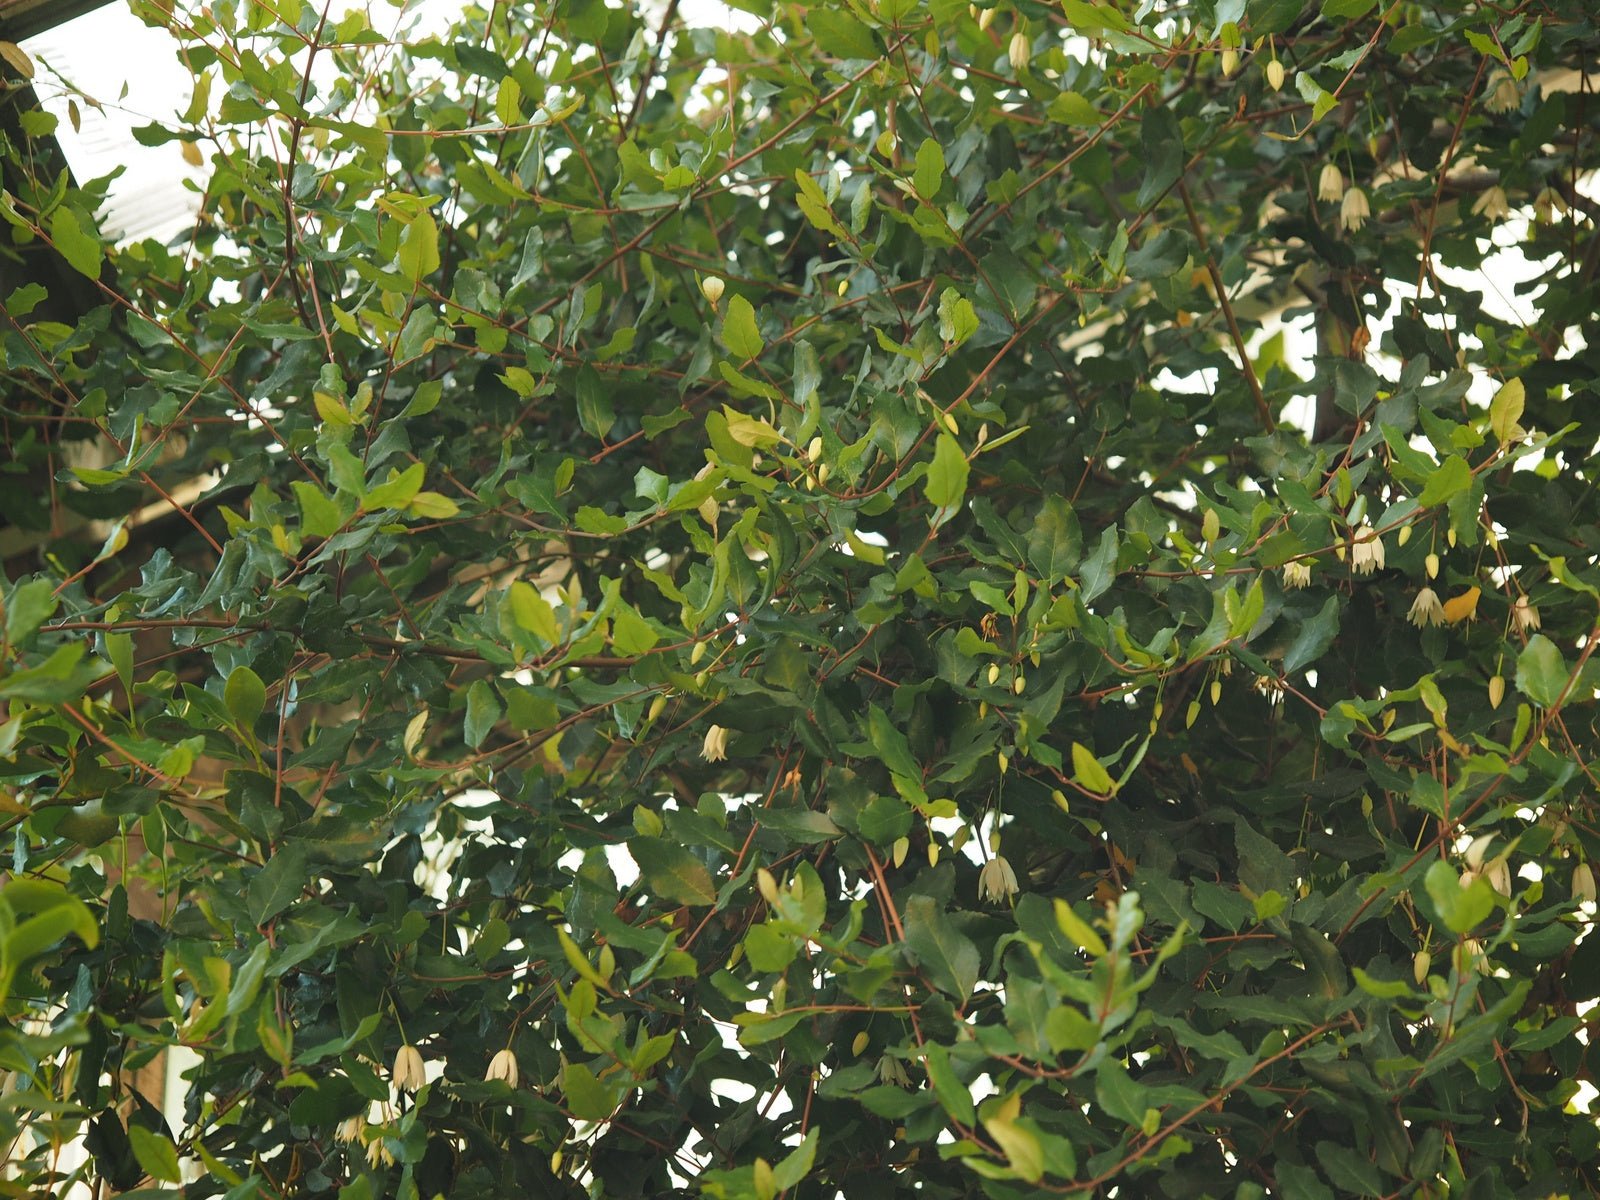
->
(2, 0), (1599, 1196)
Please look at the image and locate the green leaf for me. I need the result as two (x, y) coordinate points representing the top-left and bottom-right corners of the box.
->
(1489, 378), (1525, 443)
(225, 666), (267, 731)
(926, 434), (969, 509)
(1416, 455), (1472, 507)
(4, 577), (57, 644)
(902, 895), (979, 1004)
(464, 679), (501, 748)
(563, 1062), (619, 1120)
(630, 837), (717, 906)
(923, 1042), (975, 1126)
(1515, 635), (1567, 707)
(1282, 595), (1341, 674)
(397, 212), (440, 281)
(246, 845), (309, 924)
(363, 461), (425, 510)
(128, 1125), (182, 1184)
(809, 9), (879, 59)
(721, 294), (764, 360)
(1071, 742), (1116, 796)
(1048, 91), (1102, 126)
(912, 138), (945, 200)
(50, 207), (102, 280)
(1423, 860), (1496, 934)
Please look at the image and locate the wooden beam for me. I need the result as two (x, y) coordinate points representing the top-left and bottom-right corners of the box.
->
(0, 0), (118, 43)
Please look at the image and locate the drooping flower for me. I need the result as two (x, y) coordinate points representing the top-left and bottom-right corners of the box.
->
(1534, 186), (1568, 224)
(1008, 31), (1031, 72)
(485, 1048), (519, 1088)
(701, 724), (729, 762)
(1472, 185), (1510, 221)
(977, 855), (1019, 904)
(1511, 595), (1540, 633)
(1350, 523), (1385, 574)
(365, 1131), (395, 1168)
(1317, 163), (1345, 203)
(1485, 72), (1520, 113)
(1407, 587), (1445, 628)
(1340, 185), (1371, 231)
(392, 1044), (426, 1093)
(1282, 560), (1312, 590)
(1574, 862), (1597, 905)
(336, 1116), (364, 1145)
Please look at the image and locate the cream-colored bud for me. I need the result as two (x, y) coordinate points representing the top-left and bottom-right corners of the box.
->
(1052, 789), (1069, 813)
(1265, 58), (1285, 91)
(690, 640), (707, 666)
(1425, 552), (1439, 579)
(1012, 674), (1025, 695)
(700, 275), (725, 306)
(1465, 833), (1494, 871)
(1397, 523), (1412, 547)
(852, 1030), (870, 1056)
(806, 436), (823, 462)
(648, 694), (667, 721)
(996, 751), (1009, 775)
(1008, 30), (1030, 71)
(1210, 679), (1222, 705)
(1220, 47), (1239, 77)
(552, 1149), (564, 1174)
(1488, 675), (1505, 709)
(1413, 949), (1431, 985)
(892, 837), (910, 868)
(485, 1048), (519, 1087)
(1573, 862), (1596, 905)
(987, 663), (1001, 685)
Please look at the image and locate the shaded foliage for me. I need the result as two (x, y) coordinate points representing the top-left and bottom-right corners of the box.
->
(2, 0), (1599, 1197)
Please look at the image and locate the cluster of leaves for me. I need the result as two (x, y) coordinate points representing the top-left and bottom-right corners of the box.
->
(2, 0), (1599, 1196)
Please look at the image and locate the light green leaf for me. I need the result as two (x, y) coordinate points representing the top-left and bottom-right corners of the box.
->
(722, 293), (764, 360)
(926, 434), (969, 509)
(1515, 634), (1567, 708)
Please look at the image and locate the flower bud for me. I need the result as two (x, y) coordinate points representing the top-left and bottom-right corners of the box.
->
(1012, 673), (1025, 695)
(1425, 552), (1439, 579)
(892, 836), (909, 868)
(1220, 47), (1239, 77)
(976, 5), (995, 31)
(806, 436), (823, 462)
(1488, 675), (1505, 709)
(700, 275), (725, 306)
(1413, 949), (1431, 985)
(1265, 58), (1285, 91)
(1008, 31), (1030, 71)
(1465, 833), (1494, 871)
(1052, 789), (1069, 813)
(987, 663), (1001, 685)
(647, 694), (667, 721)
(1574, 862), (1596, 905)
(852, 1030), (870, 1056)
(996, 750), (1009, 775)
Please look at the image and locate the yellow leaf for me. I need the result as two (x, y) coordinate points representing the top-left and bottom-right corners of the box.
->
(1441, 586), (1480, 624)
(0, 41), (37, 81)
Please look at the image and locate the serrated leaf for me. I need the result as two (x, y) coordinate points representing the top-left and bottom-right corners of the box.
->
(926, 434), (969, 509)
(722, 294), (764, 360)
(1515, 634), (1567, 707)
(630, 837), (717, 906)
(50, 208), (102, 281)
(1490, 378), (1525, 443)
(225, 666), (267, 731)
(902, 895), (979, 1004)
